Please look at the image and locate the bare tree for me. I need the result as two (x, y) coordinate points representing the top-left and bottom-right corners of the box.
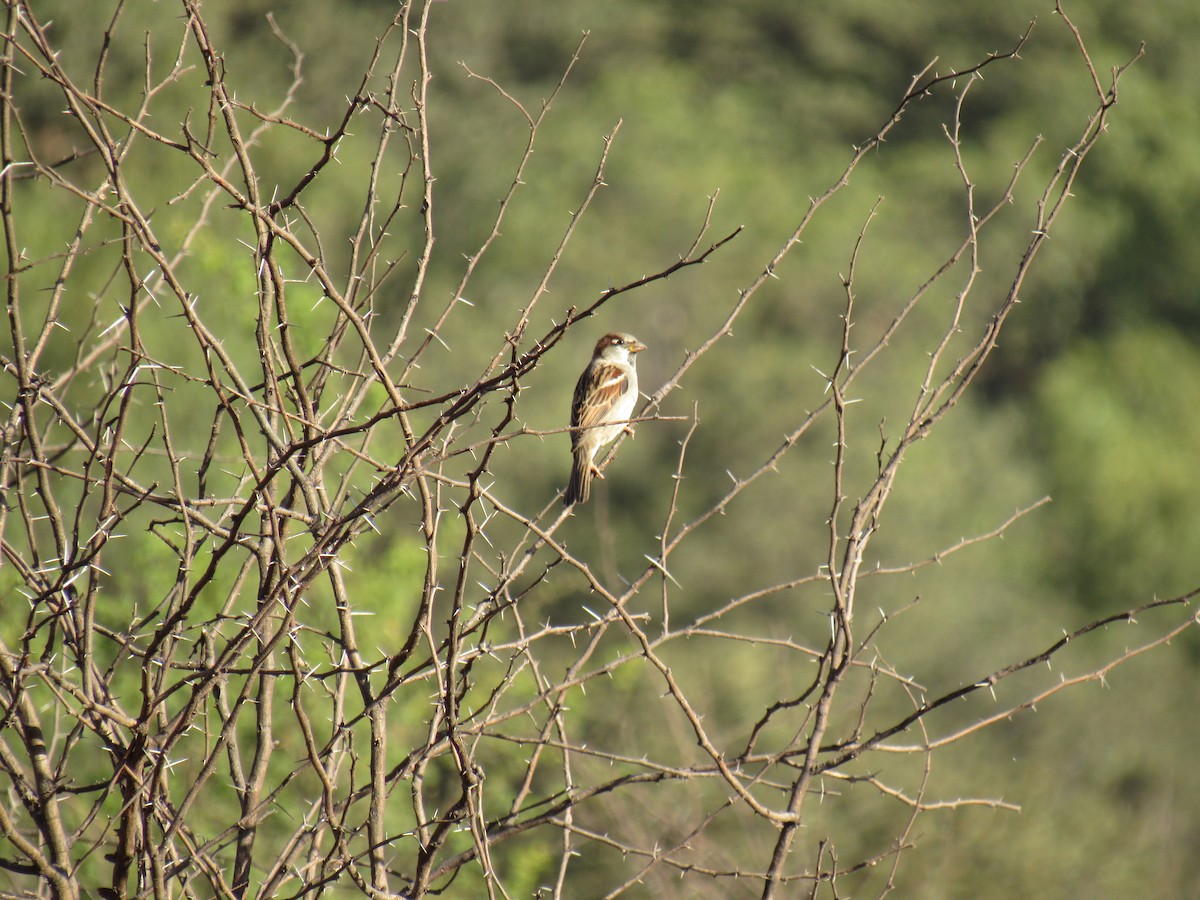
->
(0, 1), (1186, 898)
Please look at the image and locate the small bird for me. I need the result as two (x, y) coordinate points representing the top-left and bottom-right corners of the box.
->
(564, 332), (645, 506)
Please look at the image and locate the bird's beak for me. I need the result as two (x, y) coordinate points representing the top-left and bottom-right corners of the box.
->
(629, 339), (646, 354)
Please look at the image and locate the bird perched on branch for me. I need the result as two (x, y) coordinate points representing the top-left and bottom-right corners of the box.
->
(564, 332), (645, 506)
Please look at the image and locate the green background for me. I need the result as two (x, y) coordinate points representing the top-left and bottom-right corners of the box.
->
(7, 0), (1200, 896)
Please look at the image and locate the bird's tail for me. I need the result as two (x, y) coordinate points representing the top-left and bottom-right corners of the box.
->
(564, 449), (592, 506)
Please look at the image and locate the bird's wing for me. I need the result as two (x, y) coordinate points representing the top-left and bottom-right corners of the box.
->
(572, 362), (630, 434)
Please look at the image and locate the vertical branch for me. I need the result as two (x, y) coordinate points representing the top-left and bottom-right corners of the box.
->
(762, 199), (880, 899)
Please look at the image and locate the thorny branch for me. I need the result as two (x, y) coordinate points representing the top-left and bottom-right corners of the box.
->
(0, 3), (1177, 899)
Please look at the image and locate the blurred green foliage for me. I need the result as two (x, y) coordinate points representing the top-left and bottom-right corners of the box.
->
(6, 0), (1199, 896)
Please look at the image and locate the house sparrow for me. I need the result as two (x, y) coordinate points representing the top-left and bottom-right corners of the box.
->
(564, 332), (646, 506)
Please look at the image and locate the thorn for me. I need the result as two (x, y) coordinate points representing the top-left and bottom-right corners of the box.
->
(644, 554), (681, 588)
